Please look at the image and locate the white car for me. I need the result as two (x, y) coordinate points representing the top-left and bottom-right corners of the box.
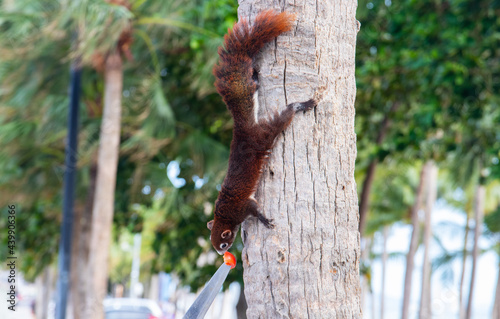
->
(104, 298), (165, 319)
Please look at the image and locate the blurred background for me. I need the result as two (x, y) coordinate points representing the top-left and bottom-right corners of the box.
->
(0, 0), (499, 318)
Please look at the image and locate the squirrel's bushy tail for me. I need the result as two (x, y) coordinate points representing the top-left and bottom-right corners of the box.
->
(213, 11), (295, 126)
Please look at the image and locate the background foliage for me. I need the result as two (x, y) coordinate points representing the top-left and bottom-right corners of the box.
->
(0, 0), (499, 315)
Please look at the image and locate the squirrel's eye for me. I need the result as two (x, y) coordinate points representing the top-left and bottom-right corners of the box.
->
(220, 243), (228, 250)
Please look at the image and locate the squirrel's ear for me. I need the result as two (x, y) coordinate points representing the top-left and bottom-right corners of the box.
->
(207, 220), (214, 230)
(221, 230), (232, 239)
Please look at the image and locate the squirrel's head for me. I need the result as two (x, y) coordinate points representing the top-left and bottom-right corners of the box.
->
(207, 218), (237, 255)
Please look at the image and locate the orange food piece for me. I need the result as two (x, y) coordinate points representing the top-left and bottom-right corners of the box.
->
(223, 252), (236, 269)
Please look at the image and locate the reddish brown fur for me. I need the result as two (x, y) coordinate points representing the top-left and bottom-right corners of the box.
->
(213, 11), (295, 127)
(208, 11), (316, 254)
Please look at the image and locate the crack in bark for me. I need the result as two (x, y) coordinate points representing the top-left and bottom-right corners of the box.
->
(306, 141), (317, 229)
(283, 59), (288, 105)
(304, 276), (311, 319)
(281, 121), (291, 317)
(269, 275), (277, 313)
(288, 117), (297, 317)
(300, 220), (304, 256)
(319, 240), (324, 319)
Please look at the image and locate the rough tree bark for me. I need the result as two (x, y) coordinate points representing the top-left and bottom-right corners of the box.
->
(239, 1), (361, 318)
(84, 51), (123, 319)
(401, 164), (428, 319)
(419, 161), (437, 319)
(466, 183), (485, 319)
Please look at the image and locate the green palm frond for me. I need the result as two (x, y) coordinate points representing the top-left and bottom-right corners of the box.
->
(136, 16), (218, 38)
(67, 0), (133, 64)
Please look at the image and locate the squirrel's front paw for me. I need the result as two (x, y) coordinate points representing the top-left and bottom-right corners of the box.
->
(257, 214), (275, 229)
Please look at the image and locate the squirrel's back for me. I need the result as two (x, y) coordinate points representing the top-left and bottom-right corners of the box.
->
(208, 11), (318, 255)
(213, 11), (296, 127)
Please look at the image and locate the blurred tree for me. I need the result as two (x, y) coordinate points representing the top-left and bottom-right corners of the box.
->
(356, 0), (500, 318)
(86, 46), (125, 319)
(402, 163), (427, 319)
(65, 1), (235, 316)
(485, 207), (500, 319)
(380, 225), (389, 319)
(419, 161), (438, 318)
(0, 0), (95, 278)
(0, 0), (238, 316)
(362, 160), (419, 319)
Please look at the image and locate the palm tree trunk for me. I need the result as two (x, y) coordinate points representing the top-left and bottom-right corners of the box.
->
(359, 159), (378, 236)
(36, 267), (54, 319)
(380, 225), (389, 319)
(239, 1), (361, 317)
(361, 237), (372, 314)
(401, 164), (428, 319)
(71, 163), (97, 319)
(358, 102), (400, 236)
(466, 183), (485, 319)
(84, 50), (123, 319)
(493, 260), (500, 319)
(459, 211), (470, 319)
(419, 161), (437, 318)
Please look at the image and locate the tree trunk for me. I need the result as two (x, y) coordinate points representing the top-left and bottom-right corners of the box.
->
(146, 274), (160, 300)
(359, 160), (378, 236)
(362, 238), (375, 319)
(401, 164), (428, 319)
(466, 183), (485, 319)
(84, 51), (123, 319)
(493, 260), (500, 319)
(239, 1), (361, 318)
(380, 225), (389, 319)
(71, 163), (97, 319)
(358, 102), (399, 236)
(419, 161), (437, 319)
(459, 211), (470, 319)
(360, 237), (372, 314)
(36, 267), (55, 319)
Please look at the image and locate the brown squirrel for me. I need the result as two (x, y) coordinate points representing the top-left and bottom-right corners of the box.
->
(207, 10), (317, 254)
